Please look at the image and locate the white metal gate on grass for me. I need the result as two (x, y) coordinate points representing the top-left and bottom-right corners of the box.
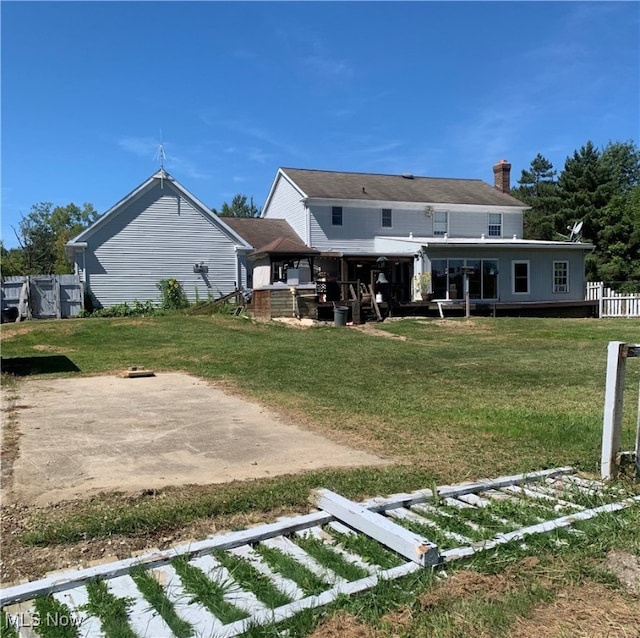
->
(2, 467), (638, 638)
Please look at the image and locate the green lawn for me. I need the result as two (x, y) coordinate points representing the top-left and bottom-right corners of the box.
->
(3, 315), (639, 478)
(1, 315), (639, 637)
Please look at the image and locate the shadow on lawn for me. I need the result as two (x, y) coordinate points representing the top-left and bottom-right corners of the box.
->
(1, 355), (81, 376)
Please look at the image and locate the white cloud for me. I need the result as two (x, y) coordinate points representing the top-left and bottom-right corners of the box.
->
(117, 136), (159, 158)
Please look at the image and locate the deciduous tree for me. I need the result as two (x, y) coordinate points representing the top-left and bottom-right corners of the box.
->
(11, 202), (99, 274)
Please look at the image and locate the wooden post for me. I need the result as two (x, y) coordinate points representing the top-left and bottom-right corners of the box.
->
(368, 284), (383, 321)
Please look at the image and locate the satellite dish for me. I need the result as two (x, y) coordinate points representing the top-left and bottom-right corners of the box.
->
(568, 220), (583, 242)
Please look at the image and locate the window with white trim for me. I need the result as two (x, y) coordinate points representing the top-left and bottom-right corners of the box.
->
(433, 211), (448, 236)
(488, 213), (502, 237)
(332, 206), (343, 226)
(512, 260), (529, 294)
(382, 208), (392, 228)
(553, 261), (569, 293)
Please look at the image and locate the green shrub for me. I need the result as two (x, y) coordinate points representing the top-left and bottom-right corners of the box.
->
(157, 278), (189, 310)
(80, 299), (157, 318)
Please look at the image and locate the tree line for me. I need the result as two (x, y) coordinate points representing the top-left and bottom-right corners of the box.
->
(512, 140), (640, 291)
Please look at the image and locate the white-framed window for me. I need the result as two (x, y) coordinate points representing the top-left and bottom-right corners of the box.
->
(512, 260), (530, 294)
(332, 206), (343, 226)
(433, 210), (448, 236)
(553, 261), (569, 293)
(488, 213), (502, 237)
(382, 208), (392, 228)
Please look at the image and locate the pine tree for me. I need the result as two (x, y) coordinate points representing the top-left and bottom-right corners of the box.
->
(511, 154), (561, 239)
(556, 141), (614, 243)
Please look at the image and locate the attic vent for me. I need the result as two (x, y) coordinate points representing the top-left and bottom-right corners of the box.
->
(401, 173), (414, 179)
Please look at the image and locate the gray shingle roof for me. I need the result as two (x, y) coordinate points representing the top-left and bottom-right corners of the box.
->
(281, 168), (526, 207)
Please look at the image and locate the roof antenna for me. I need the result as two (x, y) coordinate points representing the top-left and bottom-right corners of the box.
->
(154, 130), (166, 189)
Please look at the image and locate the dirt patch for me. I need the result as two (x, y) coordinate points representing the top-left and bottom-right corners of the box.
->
(3, 372), (389, 506)
(604, 550), (640, 595)
(31, 344), (76, 353)
(353, 324), (407, 340)
(418, 318), (493, 332)
(419, 561), (536, 609)
(309, 612), (382, 638)
(272, 317), (321, 328)
(510, 582), (640, 638)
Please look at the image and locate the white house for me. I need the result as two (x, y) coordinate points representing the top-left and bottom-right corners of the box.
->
(65, 161), (595, 316)
(260, 162), (595, 311)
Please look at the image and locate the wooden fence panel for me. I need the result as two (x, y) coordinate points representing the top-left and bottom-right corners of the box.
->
(1, 274), (83, 319)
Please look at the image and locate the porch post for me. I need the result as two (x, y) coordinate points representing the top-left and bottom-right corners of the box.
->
(340, 258), (348, 301)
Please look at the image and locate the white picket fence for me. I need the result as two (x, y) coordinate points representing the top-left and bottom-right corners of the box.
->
(586, 282), (640, 318)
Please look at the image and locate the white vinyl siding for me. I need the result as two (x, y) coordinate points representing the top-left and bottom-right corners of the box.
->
(553, 261), (569, 293)
(83, 181), (241, 307)
(261, 174), (307, 242)
(512, 260), (530, 294)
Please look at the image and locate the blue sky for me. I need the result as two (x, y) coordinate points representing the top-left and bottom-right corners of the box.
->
(1, 1), (638, 248)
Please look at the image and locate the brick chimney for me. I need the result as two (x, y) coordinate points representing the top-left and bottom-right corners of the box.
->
(493, 159), (511, 193)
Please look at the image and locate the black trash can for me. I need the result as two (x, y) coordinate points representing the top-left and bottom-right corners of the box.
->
(333, 306), (348, 327)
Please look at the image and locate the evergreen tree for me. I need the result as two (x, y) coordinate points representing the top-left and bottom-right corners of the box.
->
(511, 153), (561, 239)
(599, 140), (640, 194)
(212, 194), (260, 218)
(586, 184), (640, 291)
(556, 141), (614, 243)
(514, 140), (640, 288)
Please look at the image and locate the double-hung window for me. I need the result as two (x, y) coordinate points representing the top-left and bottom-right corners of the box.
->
(488, 213), (502, 237)
(553, 261), (569, 293)
(332, 206), (343, 226)
(382, 208), (392, 228)
(433, 211), (448, 236)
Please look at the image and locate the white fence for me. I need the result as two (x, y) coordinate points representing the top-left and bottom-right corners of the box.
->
(586, 282), (640, 318)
